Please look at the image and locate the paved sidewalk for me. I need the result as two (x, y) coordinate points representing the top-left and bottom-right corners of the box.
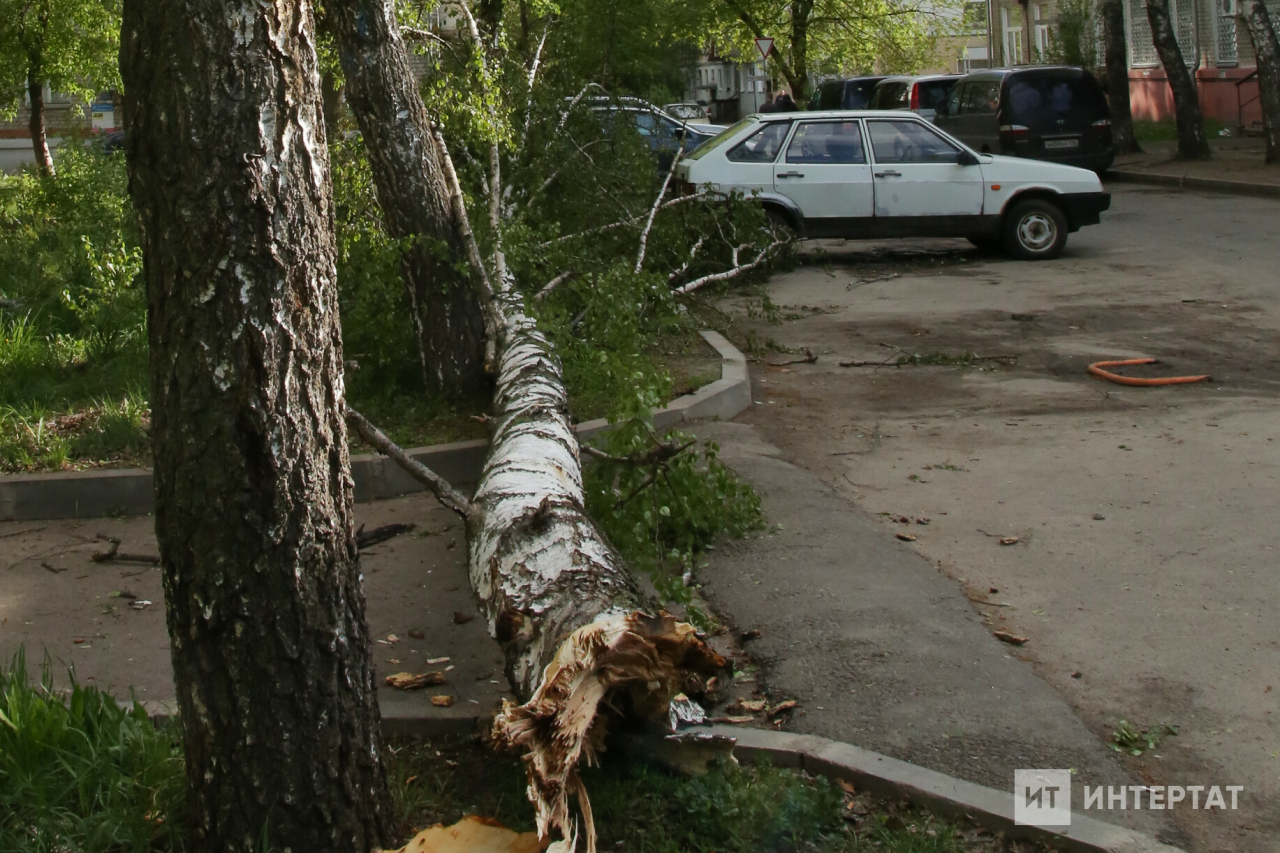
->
(0, 492), (515, 723)
(1111, 137), (1280, 194)
(690, 421), (1173, 842)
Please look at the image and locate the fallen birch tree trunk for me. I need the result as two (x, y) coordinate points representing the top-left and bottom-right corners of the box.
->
(470, 294), (725, 852)
(348, 201), (729, 853)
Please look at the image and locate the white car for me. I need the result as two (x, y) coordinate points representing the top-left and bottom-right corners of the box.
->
(675, 110), (1111, 260)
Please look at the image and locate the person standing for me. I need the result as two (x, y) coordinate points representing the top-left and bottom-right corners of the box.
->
(774, 90), (798, 112)
(758, 91), (777, 114)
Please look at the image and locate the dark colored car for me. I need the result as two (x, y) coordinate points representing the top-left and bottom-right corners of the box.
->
(584, 97), (726, 171)
(102, 131), (126, 155)
(867, 75), (959, 122)
(933, 67), (1115, 172)
(808, 77), (887, 111)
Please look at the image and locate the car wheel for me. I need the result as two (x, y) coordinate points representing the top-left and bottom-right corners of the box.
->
(765, 208), (798, 241)
(1003, 198), (1068, 260)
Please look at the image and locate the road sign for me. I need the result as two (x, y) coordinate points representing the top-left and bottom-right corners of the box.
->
(754, 37), (774, 61)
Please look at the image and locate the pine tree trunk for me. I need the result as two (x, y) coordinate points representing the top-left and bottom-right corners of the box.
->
(1101, 0), (1143, 153)
(1146, 0), (1212, 158)
(26, 67), (54, 177)
(119, 2), (391, 851)
(1242, 0), (1280, 163)
(325, 0), (489, 400)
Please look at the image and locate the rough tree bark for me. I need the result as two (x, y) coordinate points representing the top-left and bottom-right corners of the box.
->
(1242, 0), (1280, 163)
(120, 1), (392, 850)
(1146, 0), (1212, 158)
(1100, 0), (1142, 154)
(325, 0), (489, 400)
(25, 64), (54, 176)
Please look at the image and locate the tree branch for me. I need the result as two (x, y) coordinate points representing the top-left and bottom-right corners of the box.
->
(535, 269), (575, 300)
(555, 81), (609, 134)
(346, 407), (473, 519)
(672, 238), (786, 295)
(429, 121), (504, 362)
(634, 139), (686, 274)
(581, 437), (695, 466)
(539, 193), (705, 248)
(667, 236), (705, 284)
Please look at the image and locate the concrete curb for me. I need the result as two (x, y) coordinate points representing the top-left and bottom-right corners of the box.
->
(1108, 169), (1280, 200)
(703, 725), (1185, 853)
(0, 330), (750, 521)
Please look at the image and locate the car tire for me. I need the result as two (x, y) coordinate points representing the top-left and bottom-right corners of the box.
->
(765, 208), (799, 241)
(1002, 198), (1068, 260)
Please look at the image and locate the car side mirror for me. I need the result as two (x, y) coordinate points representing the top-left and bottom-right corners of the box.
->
(956, 150), (979, 166)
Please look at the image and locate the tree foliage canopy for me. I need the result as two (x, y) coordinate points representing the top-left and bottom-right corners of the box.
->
(0, 0), (121, 120)
(695, 0), (946, 102)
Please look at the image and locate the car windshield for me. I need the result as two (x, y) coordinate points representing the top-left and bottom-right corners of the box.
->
(683, 118), (756, 161)
(1006, 72), (1108, 127)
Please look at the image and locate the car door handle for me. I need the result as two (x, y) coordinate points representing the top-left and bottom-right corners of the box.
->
(874, 170), (902, 178)
(776, 171), (805, 178)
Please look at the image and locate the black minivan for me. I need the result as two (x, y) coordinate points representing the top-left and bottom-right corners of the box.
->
(808, 77), (887, 110)
(933, 67), (1114, 173)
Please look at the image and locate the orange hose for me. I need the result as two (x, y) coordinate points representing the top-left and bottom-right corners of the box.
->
(1087, 358), (1210, 386)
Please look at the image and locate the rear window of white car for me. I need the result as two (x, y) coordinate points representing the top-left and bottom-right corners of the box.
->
(867, 119), (959, 164)
(683, 118), (754, 161)
(727, 121), (793, 163)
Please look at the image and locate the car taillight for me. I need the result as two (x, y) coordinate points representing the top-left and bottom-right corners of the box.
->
(999, 124), (1029, 146)
(910, 83), (920, 111)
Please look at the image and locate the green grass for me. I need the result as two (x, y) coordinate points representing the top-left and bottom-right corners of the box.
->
(1, 663), (989, 853)
(386, 736), (982, 852)
(0, 650), (186, 853)
(1133, 118), (1226, 145)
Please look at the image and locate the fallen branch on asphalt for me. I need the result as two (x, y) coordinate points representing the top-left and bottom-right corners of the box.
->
(355, 523), (416, 550)
(91, 536), (160, 565)
(769, 348), (817, 366)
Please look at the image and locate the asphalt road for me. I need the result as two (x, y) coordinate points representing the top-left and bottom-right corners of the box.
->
(700, 185), (1280, 853)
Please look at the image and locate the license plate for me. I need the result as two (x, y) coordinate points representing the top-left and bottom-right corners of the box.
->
(1044, 138), (1080, 149)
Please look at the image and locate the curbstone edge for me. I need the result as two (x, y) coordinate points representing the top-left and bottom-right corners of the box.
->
(1108, 170), (1280, 200)
(1, 330), (751, 521)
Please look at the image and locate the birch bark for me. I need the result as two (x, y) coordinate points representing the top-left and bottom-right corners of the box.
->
(120, 1), (391, 849)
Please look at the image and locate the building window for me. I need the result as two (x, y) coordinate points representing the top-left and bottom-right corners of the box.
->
(1033, 4), (1052, 59)
(1127, 0), (1159, 65)
(962, 1), (988, 34)
(1002, 6), (1025, 65)
(1127, 0), (1197, 66)
(1216, 0), (1237, 64)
